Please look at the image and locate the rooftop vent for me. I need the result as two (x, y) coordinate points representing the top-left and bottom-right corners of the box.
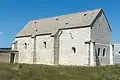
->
(34, 20), (38, 24)
(84, 13), (87, 16)
(55, 17), (59, 20)
(65, 22), (68, 25)
(35, 29), (38, 32)
(34, 20), (38, 28)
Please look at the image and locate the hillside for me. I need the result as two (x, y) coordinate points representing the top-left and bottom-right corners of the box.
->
(0, 63), (120, 80)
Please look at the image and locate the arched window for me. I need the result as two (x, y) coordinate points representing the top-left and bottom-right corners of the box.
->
(44, 41), (46, 48)
(69, 33), (73, 39)
(103, 48), (106, 57)
(24, 43), (27, 49)
(72, 47), (76, 53)
(118, 50), (120, 54)
(98, 48), (100, 56)
(119, 51), (120, 54)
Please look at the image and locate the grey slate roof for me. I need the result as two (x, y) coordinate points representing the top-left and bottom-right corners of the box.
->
(16, 9), (102, 37)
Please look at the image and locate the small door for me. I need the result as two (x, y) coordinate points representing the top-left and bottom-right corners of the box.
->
(10, 53), (15, 63)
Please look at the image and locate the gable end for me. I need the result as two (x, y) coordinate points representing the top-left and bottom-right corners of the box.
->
(91, 9), (112, 32)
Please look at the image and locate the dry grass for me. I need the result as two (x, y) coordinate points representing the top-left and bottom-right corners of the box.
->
(0, 63), (120, 80)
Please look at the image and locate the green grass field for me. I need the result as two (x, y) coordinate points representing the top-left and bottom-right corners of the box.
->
(0, 63), (120, 80)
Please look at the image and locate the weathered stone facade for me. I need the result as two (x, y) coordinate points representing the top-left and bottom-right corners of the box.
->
(59, 27), (90, 66)
(91, 13), (113, 65)
(113, 43), (120, 64)
(12, 9), (113, 66)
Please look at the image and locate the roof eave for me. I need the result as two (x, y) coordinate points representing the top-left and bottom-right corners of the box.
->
(15, 35), (32, 38)
(15, 25), (91, 38)
(101, 9), (112, 32)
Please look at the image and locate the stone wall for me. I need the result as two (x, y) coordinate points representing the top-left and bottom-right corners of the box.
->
(59, 27), (91, 66)
(91, 13), (112, 65)
(36, 35), (54, 65)
(0, 52), (10, 63)
(15, 37), (33, 64)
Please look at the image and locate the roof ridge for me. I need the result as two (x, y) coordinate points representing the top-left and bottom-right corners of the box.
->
(16, 8), (102, 37)
(36, 8), (102, 21)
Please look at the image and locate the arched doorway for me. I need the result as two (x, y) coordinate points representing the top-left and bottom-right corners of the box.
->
(10, 53), (15, 63)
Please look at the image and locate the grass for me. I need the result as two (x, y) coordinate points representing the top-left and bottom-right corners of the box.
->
(0, 63), (120, 80)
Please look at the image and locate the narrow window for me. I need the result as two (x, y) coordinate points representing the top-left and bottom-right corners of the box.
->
(24, 43), (27, 49)
(119, 51), (120, 54)
(69, 33), (73, 39)
(44, 41), (46, 48)
(103, 48), (106, 57)
(72, 47), (76, 53)
(99, 24), (100, 26)
(98, 48), (100, 56)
